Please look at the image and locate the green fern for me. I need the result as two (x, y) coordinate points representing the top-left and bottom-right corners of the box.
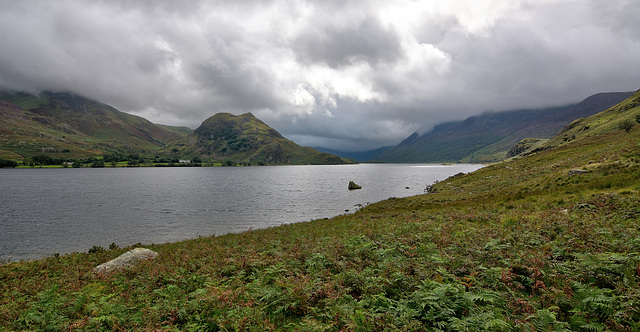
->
(17, 286), (69, 330)
(467, 291), (502, 305)
(573, 283), (617, 317)
(526, 308), (570, 332)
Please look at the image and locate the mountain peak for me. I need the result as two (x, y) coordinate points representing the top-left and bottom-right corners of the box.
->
(166, 112), (347, 165)
(195, 112), (284, 141)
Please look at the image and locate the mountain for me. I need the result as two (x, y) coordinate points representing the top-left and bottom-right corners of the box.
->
(2, 91), (188, 145)
(373, 91), (635, 163)
(434, 89), (640, 201)
(0, 90), (348, 165)
(0, 91), (191, 160)
(312, 146), (389, 162)
(537, 89), (640, 151)
(159, 112), (350, 165)
(0, 100), (91, 159)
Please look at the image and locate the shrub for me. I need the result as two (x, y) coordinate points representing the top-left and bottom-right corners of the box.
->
(618, 120), (634, 133)
(0, 159), (18, 168)
(88, 245), (105, 254)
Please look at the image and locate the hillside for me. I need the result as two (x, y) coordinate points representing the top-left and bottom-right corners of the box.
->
(1, 91), (639, 330)
(159, 112), (350, 165)
(0, 100), (98, 160)
(541, 90), (640, 150)
(374, 91), (634, 163)
(0, 91), (190, 160)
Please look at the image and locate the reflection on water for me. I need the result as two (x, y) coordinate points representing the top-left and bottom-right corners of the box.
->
(0, 163), (483, 261)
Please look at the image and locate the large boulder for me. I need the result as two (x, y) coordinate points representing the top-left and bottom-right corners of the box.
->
(93, 248), (158, 275)
(348, 181), (362, 190)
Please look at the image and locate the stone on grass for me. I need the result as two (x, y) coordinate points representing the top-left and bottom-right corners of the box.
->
(93, 248), (158, 275)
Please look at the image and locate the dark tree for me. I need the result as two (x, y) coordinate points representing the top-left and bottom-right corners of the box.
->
(0, 159), (18, 168)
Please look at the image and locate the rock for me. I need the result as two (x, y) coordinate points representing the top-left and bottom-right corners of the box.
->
(93, 248), (158, 275)
(575, 203), (596, 210)
(568, 169), (590, 176)
(424, 183), (438, 193)
(507, 138), (547, 158)
(348, 181), (362, 190)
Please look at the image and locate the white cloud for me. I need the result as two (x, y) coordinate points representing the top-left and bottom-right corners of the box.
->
(0, 0), (638, 151)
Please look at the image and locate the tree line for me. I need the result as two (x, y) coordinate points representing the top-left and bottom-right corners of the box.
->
(0, 153), (205, 168)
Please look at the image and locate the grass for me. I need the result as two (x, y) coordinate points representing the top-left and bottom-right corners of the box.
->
(1, 97), (640, 330)
(0, 91), (50, 110)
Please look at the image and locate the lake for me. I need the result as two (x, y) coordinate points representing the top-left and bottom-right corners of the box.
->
(0, 164), (483, 262)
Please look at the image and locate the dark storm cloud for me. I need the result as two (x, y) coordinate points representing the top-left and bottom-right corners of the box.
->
(1, 0), (639, 151)
(262, 98), (420, 151)
(293, 15), (403, 68)
(435, 1), (640, 110)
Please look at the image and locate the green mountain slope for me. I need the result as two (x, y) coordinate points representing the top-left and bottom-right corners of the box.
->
(374, 91), (634, 163)
(2, 92), (639, 330)
(159, 112), (350, 165)
(541, 90), (640, 150)
(0, 91), (190, 159)
(0, 100), (99, 159)
(428, 89), (640, 200)
(155, 124), (194, 137)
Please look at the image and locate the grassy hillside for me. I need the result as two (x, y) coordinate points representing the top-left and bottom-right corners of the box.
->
(375, 92), (634, 163)
(26, 91), (186, 146)
(541, 90), (640, 150)
(1, 92), (639, 330)
(0, 100), (103, 160)
(160, 112), (349, 165)
(156, 124), (194, 137)
(0, 91), (189, 160)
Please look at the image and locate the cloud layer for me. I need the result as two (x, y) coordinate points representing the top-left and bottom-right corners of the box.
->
(2, 0), (639, 150)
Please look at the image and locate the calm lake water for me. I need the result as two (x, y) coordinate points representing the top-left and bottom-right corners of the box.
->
(0, 164), (483, 261)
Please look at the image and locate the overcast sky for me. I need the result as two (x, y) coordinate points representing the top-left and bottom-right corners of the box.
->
(1, 0), (639, 151)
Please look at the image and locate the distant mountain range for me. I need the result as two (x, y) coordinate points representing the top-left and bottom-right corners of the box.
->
(370, 91), (635, 163)
(1, 89), (636, 165)
(0, 91), (349, 165)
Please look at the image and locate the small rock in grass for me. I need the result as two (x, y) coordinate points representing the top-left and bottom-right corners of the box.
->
(568, 169), (589, 176)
